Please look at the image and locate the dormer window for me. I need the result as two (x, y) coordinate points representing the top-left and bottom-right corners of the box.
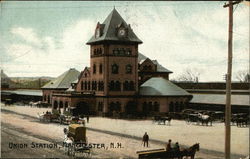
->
(96, 28), (100, 38)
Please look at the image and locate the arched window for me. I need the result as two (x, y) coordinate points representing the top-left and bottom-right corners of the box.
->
(120, 48), (125, 55)
(99, 64), (103, 74)
(92, 81), (97, 90)
(123, 81), (129, 91)
(109, 102), (115, 112)
(98, 102), (103, 112)
(115, 81), (121, 91)
(143, 102), (147, 113)
(81, 81), (83, 90)
(54, 101), (58, 109)
(84, 81), (87, 90)
(65, 102), (68, 108)
(126, 48), (132, 55)
(100, 81), (104, 91)
(47, 95), (50, 104)
(109, 81), (115, 91)
(111, 64), (119, 74)
(148, 102), (153, 111)
(129, 81), (135, 90)
(94, 49), (97, 55)
(59, 101), (63, 108)
(93, 64), (96, 74)
(126, 64), (132, 74)
(98, 81), (104, 91)
(44, 95), (47, 101)
(113, 49), (119, 55)
(154, 102), (159, 112)
(115, 102), (121, 111)
(88, 81), (91, 90)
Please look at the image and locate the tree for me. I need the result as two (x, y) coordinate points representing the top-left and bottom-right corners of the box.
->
(177, 68), (202, 83)
(235, 70), (250, 83)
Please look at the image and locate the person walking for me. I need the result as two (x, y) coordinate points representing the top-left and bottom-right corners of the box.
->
(142, 132), (149, 147)
(86, 115), (89, 123)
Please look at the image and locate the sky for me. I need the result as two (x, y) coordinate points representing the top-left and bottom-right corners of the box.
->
(0, 1), (249, 82)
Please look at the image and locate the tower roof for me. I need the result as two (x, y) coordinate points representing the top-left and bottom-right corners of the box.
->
(87, 8), (142, 45)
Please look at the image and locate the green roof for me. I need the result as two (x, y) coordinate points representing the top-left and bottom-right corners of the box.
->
(140, 77), (192, 96)
(190, 94), (249, 106)
(42, 68), (80, 89)
(87, 8), (142, 44)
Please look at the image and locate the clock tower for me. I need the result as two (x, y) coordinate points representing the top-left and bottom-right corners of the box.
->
(86, 8), (142, 116)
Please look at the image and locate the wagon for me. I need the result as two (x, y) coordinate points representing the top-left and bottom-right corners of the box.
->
(137, 143), (200, 159)
(37, 112), (60, 122)
(63, 124), (91, 157)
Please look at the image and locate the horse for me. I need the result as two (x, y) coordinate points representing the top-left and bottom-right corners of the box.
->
(198, 113), (213, 126)
(179, 143), (200, 159)
(153, 116), (172, 125)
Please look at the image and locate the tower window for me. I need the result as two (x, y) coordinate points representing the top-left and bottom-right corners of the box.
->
(111, 64), (119, 74)
(126, 48), (132, 55)
(129, 81), (135, 90)
(99, 64), (103, 74)
(115, 81), (121, 91)
(126, 64), (132, 74)
(93, 64), (96, 74)
(98, 81), (104, 91)
(123, 81), (129, 91)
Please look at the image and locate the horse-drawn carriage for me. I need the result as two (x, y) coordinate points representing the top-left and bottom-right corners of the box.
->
(231, 113), (249, 127)
(185, 113), (213, 126)
(63, 124), (91, 157)
(153, 115), (172, 125)
(137, 143), (200, 159)
(37, 112), (60, 122)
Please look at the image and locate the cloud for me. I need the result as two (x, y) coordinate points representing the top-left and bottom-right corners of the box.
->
(11, 27), (42, 47)
(4, 19), (96, 77)
(2, 3), (249, 82)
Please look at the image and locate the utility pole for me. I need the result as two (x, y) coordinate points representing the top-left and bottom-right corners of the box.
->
(223, 1), (242, 159)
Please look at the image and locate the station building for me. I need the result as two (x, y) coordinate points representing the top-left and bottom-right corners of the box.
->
(41, 9), (192, 117)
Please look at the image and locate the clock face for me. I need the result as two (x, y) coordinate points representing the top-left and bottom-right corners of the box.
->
(118, 29), (126, 37)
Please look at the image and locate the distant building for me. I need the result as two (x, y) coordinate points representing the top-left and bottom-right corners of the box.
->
(42, 9), (192, 117)
(1, 70), (13, 89)
(41, 68), (80, 105)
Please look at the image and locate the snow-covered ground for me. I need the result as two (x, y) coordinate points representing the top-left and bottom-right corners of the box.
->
(1, 104), (249, 158)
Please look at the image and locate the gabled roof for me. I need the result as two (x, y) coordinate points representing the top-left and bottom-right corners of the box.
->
(42, 68), (80, 89)
(139, 77), (192, 96)
(87, 8), (142, 45)
(138, 53), (173, 73)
